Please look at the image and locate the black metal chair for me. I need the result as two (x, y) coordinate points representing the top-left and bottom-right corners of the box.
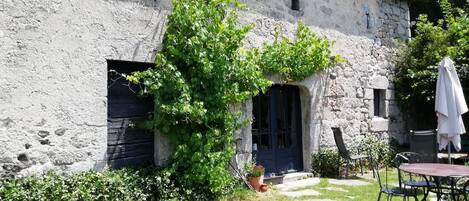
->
(332, 127), (370, 177)
(430, 175), (468, 201)
(372, 157), (419, 201)
(409, 130), (438, 163)
(394, 152), (435, 200)
(459, 176), (469, 201)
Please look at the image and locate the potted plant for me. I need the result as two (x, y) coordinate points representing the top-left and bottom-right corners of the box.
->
(247, 163), (265, 191)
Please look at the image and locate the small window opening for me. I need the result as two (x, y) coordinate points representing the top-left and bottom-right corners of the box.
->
(291, 0), (300, 10)
(366, 12), (371, 29)
(373, 89), (386, 117)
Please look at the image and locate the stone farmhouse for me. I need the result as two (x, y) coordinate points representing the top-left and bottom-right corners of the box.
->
(0, 0), (410, 177)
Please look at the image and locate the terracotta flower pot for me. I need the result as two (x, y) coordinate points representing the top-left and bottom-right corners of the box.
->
(248, 175), (264, 191)
(260, 184), (269, 192)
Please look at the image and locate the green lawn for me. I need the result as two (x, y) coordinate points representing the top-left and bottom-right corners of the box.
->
(221, 169), (435, 201)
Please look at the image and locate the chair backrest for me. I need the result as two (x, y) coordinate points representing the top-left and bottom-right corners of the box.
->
(393, 153), (405, 188)
(394, 152), (423, 166)
(371, 156), (385, 189)
(393, 152), (422, 188)
(409, 130), (438, 163)
(332, 127), (350, 159)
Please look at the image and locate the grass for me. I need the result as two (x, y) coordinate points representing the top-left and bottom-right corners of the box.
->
(221, 169), (436, 201)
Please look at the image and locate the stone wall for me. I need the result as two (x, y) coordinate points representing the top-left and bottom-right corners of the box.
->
(234, 0), (410, 171)
(0, 0), (170, 177)
(0, 0), (409, 176)
(240, 0), (410, 41)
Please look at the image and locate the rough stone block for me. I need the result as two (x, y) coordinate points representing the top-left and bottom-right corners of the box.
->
(356, 87), (364, 98)
(384, 100), (390, 117)
(231, 153), (251, 175)
(385, 89), (395, 100)
(371, 118), (389, 132)
(397, 24), (407, 35)
(54, 128), (67, 136)
(327, 84), (345, 97)
(36, 119), (47, 126)
(2, 164), (21, 173)
(323, 108), (334, 120)
(370, 76), (389, 89)
(0, 118), (14, 128)
(330, 98), (343, 111)
(388, 100), (401, 115)
(320, 5), (333, 16)
(49, 151), (78, 165)
(154, 131), (173, 167)
(364, 88), (373, 99)
(360, 122), (369, 133)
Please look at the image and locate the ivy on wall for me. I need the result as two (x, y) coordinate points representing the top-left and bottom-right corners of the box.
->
(128, 0), (341, 199)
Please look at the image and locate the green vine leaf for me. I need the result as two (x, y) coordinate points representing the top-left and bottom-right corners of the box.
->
(126, 0), (341, 199)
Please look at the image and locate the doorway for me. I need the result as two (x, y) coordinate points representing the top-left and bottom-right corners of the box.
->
(252, 85), (303, 175)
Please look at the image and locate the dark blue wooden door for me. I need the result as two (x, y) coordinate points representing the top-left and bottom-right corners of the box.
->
(252, 85), (303, 175)
(107, 60), (154, 169)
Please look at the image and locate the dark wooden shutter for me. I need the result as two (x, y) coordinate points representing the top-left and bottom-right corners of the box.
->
(291, 0), (300, 10)
(107, 60), (155, 169)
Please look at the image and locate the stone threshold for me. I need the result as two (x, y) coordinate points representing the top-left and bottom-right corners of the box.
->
(264, 172), (313, 185)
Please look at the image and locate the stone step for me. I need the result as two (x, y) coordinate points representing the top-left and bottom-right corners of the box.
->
(264, 172), (313, 185)
(275, 177), (320, 191)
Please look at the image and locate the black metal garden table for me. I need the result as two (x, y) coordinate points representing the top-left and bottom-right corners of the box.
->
(400, 163), (469, 201)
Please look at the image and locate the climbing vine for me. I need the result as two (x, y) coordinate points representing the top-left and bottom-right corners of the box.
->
(128, 0), (340, 199)
(260, 22), (342, 82)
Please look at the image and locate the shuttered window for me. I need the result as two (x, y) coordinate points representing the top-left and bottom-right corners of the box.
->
(291, 0), (300, 10)
(107, 60), (154, 169)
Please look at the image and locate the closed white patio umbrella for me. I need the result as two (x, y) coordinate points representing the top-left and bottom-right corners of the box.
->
(435, 57), (468, 163)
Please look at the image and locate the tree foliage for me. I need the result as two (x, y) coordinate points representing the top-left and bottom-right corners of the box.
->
(395, 0), (469, 128)
(128, 0), (340, 199)
(409, 0), (468, 22)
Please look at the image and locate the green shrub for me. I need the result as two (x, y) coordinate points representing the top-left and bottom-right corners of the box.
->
(361, 134), (400, 167)
(311, 148), (343, 178)
(0, 167), (178, 201)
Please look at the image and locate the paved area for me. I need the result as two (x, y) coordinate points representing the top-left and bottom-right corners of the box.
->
(305, 199), (337, 201)
(274, 176), (441, 201)
(281, 189), (321, 197)
(274, 176), (369, 200)
(327, 178), (371, 186)
(276, 177), (320, 191)
(319, 186), (348, 192)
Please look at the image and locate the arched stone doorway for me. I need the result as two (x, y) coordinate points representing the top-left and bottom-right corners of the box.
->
(251, 84), (303, 175)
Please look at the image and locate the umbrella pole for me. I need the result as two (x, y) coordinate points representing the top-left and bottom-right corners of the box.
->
(448, 141), (452, 164)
